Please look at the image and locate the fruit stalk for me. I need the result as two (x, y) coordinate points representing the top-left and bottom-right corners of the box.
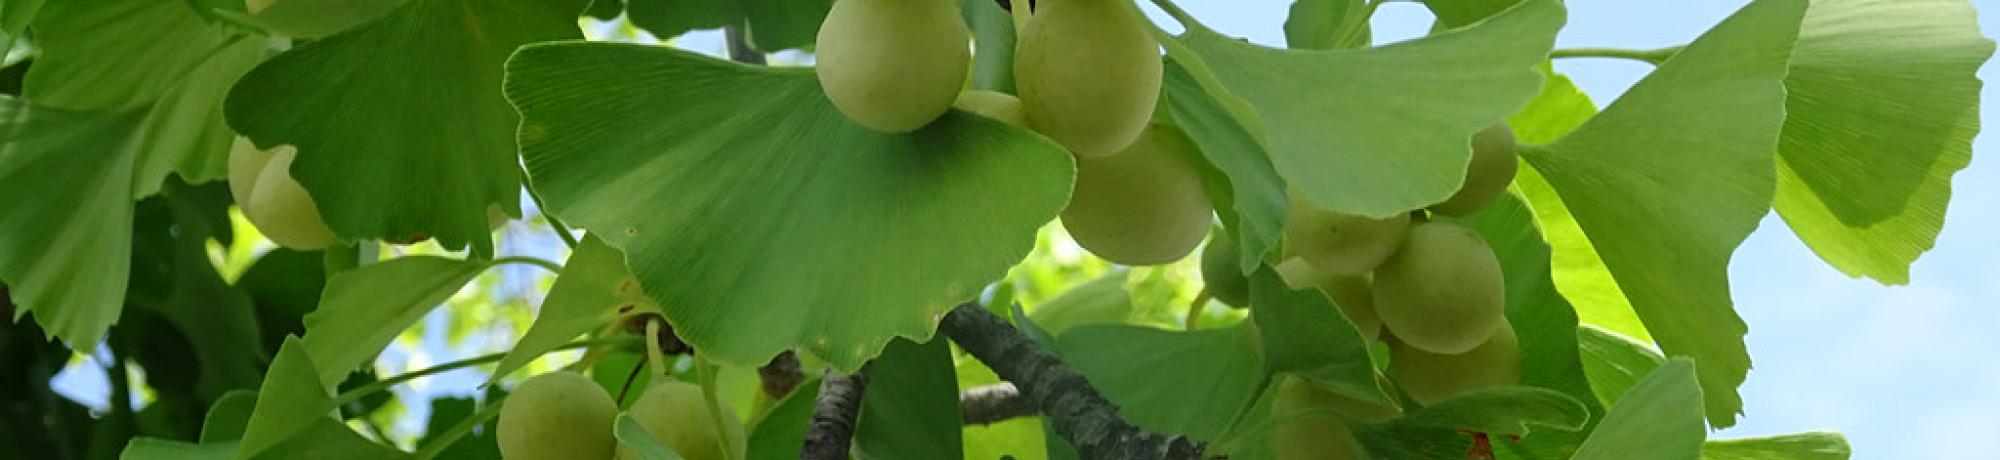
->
(940, 302), (1203, 460)
(801, 367), (870, 460)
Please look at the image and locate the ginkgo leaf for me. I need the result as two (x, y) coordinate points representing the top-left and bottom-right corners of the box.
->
(226, 0), (586, 254)
(1772, 0), (1994, 284)
(0, 101), (144, 348)
(505, 42), (1072, 371)
(1571, 359), (1706, 460)
(1056, 323), (1265, 443)
(236, 337), (337, 459)
(1519, 0), (1807, 427)
(301, 256), (490, 388)
(1159, 57), (1287, 274)
(490, 236), (646, 383)
(1170, 0), (1562, 218)
(1704, 431), (1851, 460)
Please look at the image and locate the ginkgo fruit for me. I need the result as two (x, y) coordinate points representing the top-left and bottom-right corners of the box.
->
(815, 0), (971, 133)
(1430, 124), (1519, 216)
(1271, 376), (1373, 460)
(228, 137), (339, 250)
(1372, 221), (1506, 354)
(1061, 124), (1214, 265)
(1319, 275), (1383, 342)
(1283, 190), (1410, 277)
(953, 90), (1027, 126)
(1015, 0), (1162, 156)
(243, 0), (407, 38)
(618, 379), (745, 460)
(497, 371), (618, 460)
(1388, 322), (1521, 405)
(1200, 226), (1251, 307)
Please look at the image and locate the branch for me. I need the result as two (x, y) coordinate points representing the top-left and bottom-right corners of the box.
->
(723, 25), (767, 65)
(801, 367), (869, 460)
(961, 382), (1036, 426)
(940, 303), (1204, 460)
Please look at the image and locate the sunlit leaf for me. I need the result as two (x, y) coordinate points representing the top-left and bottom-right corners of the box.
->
(1247, 268), (1385, 406)
(301, 256), (490, 388)
(854, 338), (961, 459)
(1160, 58), (1286, 274)
(1572, 358), (1706, 460)
(506, 42), (1072, 371)
(491, 236), (643, 383)
(0, 101), (144, 348)
(226, 0), (585, 254)
(1284, 0), (1369, 50)
(1391, 386), (1588, 437)
(1704, 431), (1851, 460)
(1576, 325), (1664, 407)
(1026, 269), (1132, 336)
(1517, 0), (1806, 427)
(236, 337), (336, 459)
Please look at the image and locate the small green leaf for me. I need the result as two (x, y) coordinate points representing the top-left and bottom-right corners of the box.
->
(301, 256), (490, 388)
(1160, 58), (1286, 274)
(855, 338), (962, 459)
(616, 413), (686, 460)
(120, 439), (237, 460)
(506, 42), (1072, 371)
(24, 0), (240, 110)
(1174, 0), (1563, 218)
(0, 101), (145, 348)
(1518, 0), (1807, 427)
(236, 337), (336, 459)
(745, 375), (819, 460)
(200, 390), (260, 443)
(1247, 268), (1386, 406)
(1284, 0), (1369, 50)
(226, 0), (585, 254)
(1577, 325), (1664, 407)
(1771, 0), (1995, 284)
(1421, 0), (1525, 28)
(1026, 269), (1133, 336)
(490, 236), (642, 383)
(1704, 431), (1851, 460)
(1056, 323), (1265, 442)
(1393, 386), (1589, 437)
(1572, 358), (1706, 460)
(626, 0), (829, 52)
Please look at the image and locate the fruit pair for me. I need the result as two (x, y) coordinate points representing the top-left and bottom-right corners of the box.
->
(497, 372), (744, 460)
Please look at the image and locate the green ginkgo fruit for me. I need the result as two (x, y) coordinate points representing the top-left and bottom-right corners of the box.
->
(1271, 376), (1373, 460)
(1061, 124), (1214, 265)
(1199, 226), (1250, 307)
(1372, 221), (1506, 354)
(1430, 123), (1519, 216)
(243, 0), (408, 38)
(229, 137), (339, 250)
(497, 372), (619, 460)
(618, 379), (745, 460)
(1388, 322), (1521, 405)
(815, 0), (971, 133)
(953, 90), (1027, 127)
(1283, 190), (1410, 277)
(1319, 275), (1383, 342)
(1015, 0), (1162, 156)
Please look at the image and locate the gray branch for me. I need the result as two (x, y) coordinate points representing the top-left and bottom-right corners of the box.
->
(800, 367), (868, 460)
(961, 382), (1037, 426)
(940, 303), (1204, 460)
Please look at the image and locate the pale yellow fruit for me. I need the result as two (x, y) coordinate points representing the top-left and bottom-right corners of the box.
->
(1015, 0), (1162, 156)
(244, 0), (408, 38)
(953, 90), (1027, 126)
(617, 379), (745, 460)
(1283, 190), (1410, 276)
(1319, 275), (1383, 343)
(1060, 125), (1213, 265)
(1372, 221), (1506, 354)
(1388, 322), (1521, 405)
(1271, 376), (1373, 460)
(497, 372), (619, 460)
(815, 0), (971, 133)
(1430, 124), (1519, 216)
(230, 138), (339, 250)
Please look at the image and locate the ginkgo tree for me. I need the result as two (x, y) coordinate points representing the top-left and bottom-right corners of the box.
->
(0, 0), (1987, 458)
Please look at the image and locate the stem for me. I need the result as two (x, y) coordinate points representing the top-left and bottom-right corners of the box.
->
(331, 338), (628, 407)
(1184, 289), (1210, 330)
(1332, 0), (1386, 49)
(723, 25), (766, 65)
(1149, 0), (1200, 29)
(493, 256), (562, 273)
(645, 320), (669, 378)
(521, 177), (581, 250)
(1009, 0), (1033, 36)
(940, 302), (1203, 459)
(695, 355), (741, 460)
(413, 397), (506, 460)
(617, 357), (646, 405)
(801, 368), (869, 460)
(1549, 46), (1680, 65)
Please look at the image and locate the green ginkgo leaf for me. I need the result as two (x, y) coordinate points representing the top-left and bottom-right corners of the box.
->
(236, 337), (337, 459)
(1159, 57), (1286, 274)
(1056, 323), (1265, 443)
(1519, 0), (1807, 427)
(1170, 0), (1562, 218)
(1704, 431), (1852, 460)
(226, 0), (585, 254)
(1571, 358), (1706, 460)
(1771, 0), (1994, 284)
(300, 256), (490, 388)
(490, 236), (648, 383)
(0, 101), (144, 348)
(505, 42), (1073, 371)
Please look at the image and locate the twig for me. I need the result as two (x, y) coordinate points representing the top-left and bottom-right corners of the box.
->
(801, 367), (869, 460)
(940, 303), (1204, 460)
(724, 25), (767, 65)
(961, 382), (1037, 425)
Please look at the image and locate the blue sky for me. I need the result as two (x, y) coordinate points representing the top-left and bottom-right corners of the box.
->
(49, 2), (2000, 458)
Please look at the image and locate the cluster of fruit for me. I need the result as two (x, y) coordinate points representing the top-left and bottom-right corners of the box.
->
(816, 0), (1214, 266)
(1204, 124), (1524, 459)
(496, 371), (745, 460)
